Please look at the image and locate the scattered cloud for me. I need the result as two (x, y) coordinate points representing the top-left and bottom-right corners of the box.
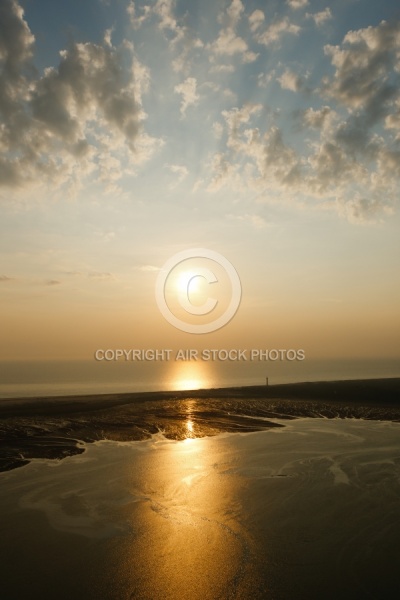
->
(88, 272), (115, 281)
(254, 17), (301, 46)
(228, 213), (267, 229)
(166, 163), (189, 186)
(137, 265), (160, 272)
(336, 194), (393, 224)
(126, 1), (151, 29)
(207, 152), (238, 192)
(210, 63), (235, 74)
(257, 70), (275, 88)
(209, 0), (259, 64)
(301, 106), (336, 130)
(248, 10), (265, 33)
(323, 20), (400, 111)
(0, 275), (14, 282)
(174, 77), (199, 116)
(287, 0), (309, 9)
(277, 68), (306, 92)
(45, 279), (61, 286)
(0, 0), (160, 193)
(306, 8), (332, 27)
(1, 0), (399, 224)
(212, 122), (224, 139)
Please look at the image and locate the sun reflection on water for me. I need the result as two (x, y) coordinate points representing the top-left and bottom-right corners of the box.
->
(169, 360), (214, 392)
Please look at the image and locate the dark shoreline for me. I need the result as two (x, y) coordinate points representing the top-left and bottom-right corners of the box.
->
(1, 378), (400, 473)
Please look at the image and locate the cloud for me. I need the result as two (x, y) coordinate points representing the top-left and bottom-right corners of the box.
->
(137, 265), (159, 272)
(45, 279), (61, 286)
(166, 163), (189, 187)
(220, 103), (263, 153)
(385, 98), (400, 130)
(0, 0), (160, 193)
(209, 0), (259, 64)
(0, 275), (14, 282)
(225, 0), (245, 28)
(301, 106), (336, 130)
(0, 0), (34, 74)
(206, 74), (398, 222)
(287, 0), (309, 9)
(323, 20), (400, 111)
(228, 213), (267, 229)
(248, 10), (265, 33)
(174, 77), (199, 116)
(306, 8), (332, 27)
(277, 68), (306, 92)
(213, 122), (224, 139)
(211, 28), (248, 56)
(255, 17), (301, 46)
(257, 70), (275, 88)
(88, 272), (115, 281)
(210, 63), (235, 74)
(336, 194), (392, 224)
(130, 0), (202, 73)
(127, 1), (151, 29)
(207, 153), (238, 192)
(32, 43), (141, 145)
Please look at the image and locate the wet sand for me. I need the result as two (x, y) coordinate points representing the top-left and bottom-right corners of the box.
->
(0, 418), (399, 599)
(1, 378), (400, 472)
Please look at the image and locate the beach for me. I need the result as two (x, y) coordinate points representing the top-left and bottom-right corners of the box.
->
(1, 379), (400, 599)
(1, 378), (400, 473)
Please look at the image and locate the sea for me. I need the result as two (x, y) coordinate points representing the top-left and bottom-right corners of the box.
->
(0, 357), (399, 398)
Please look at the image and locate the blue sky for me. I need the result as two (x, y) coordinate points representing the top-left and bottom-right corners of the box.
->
(0, 0), (399, 359)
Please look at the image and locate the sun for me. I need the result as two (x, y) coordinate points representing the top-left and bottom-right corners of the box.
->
(177, 271), (201, 295)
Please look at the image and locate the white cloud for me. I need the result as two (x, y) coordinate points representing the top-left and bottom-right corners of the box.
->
(207, 153), (237, 192)
(213, 122), (224, 139)
(257, 70), (275, 88)
(385, 99), (400, 130)
(209, 29), (258, 63)
(0, 0), (161, 192)
(228, 213), (267, 229)
(286, 0), (309, 10)
(210, 63), (235, 74)
(301, 106), (336, 130)
(277, 68), (305, 92)
(154, 0), (178, 32)
(255, 17), (301, 46)
(128, 0), (203, 73)
(166, 163), (189, 186)
(248, 10), (265, 33)
(127, 1), (151, 28)
(174, 77), (199, 116)
(336, 194), (392, 224)
(88, 272), (115, 281)
(209, 0), (258, 64)
(137, 265), (160, 272)
(222, 103), (263, 150)
(306, 8), (332, 27)
(324, 20), (400, 110)
(226, 0), (245, 28)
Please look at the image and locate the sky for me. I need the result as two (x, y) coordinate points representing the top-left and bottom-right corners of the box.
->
(0, 0), (399, 362)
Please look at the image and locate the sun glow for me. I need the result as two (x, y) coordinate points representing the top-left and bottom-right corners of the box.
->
(169, 360), (213, 392)
(177, 271), (201, 295)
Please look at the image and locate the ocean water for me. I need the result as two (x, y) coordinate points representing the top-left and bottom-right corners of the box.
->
(0, 357), (399, 398)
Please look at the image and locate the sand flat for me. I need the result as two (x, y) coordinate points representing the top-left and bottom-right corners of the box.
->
(0, 418), (400, 599)
(1, 378), (400, 472)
